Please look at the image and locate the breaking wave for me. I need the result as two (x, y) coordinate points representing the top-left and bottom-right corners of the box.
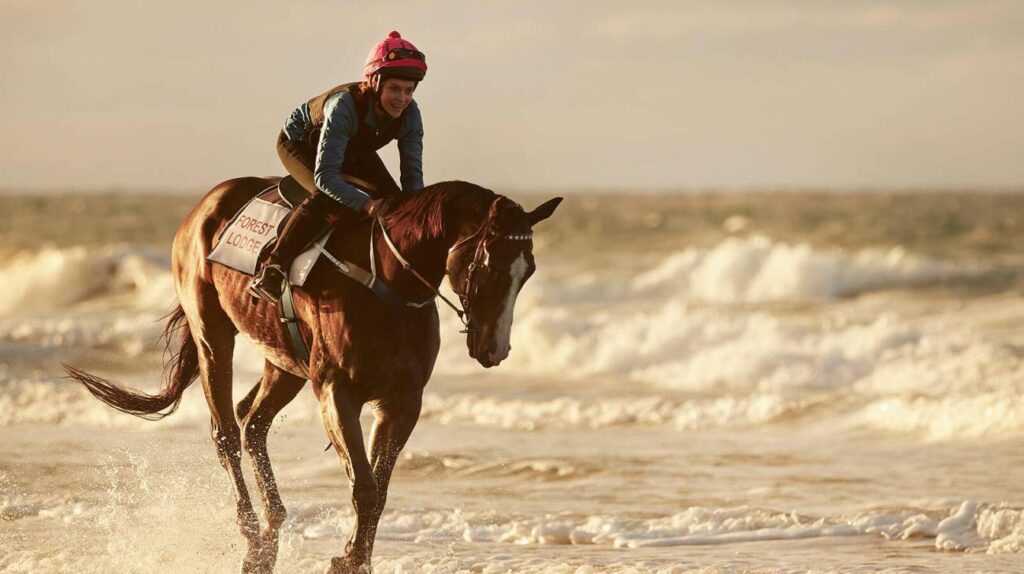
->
(0, 245), (175, 315)
(1, 241), (1021, 441)
(632, 235), (985, 303)
(0, 237), (986, 318)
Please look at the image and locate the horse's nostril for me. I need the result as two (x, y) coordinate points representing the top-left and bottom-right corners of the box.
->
(488, 347), (510, 365)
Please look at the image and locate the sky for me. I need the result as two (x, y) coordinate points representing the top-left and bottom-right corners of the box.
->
(1, 0), (1022, 192)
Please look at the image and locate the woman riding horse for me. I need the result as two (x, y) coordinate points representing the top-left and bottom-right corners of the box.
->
(63, 28), (564, 574)
(67, 181), (561, 573)
(250, 30), (428, 302)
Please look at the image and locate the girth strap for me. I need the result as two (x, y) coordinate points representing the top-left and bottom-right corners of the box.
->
(275, 238), (427, 372)
(317, 244), (433, 308)
(279, 280), (311, 365)
(276, 213), (475, 367)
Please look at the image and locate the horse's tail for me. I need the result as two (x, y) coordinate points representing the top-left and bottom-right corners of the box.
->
(63, 304), (200, 420)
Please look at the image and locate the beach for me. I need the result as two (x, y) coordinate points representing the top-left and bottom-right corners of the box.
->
(2, 190), (1023, 573)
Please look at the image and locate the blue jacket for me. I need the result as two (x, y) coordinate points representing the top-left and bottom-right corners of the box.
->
(283, 91), (424, 211)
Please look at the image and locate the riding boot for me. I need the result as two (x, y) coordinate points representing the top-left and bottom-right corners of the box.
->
(249, 194), (335, 302)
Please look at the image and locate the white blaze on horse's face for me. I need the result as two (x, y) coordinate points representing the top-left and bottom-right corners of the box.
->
(456, 194), (561, 369)
(460, 236), (536, 369)
(490, 252), (529, 365)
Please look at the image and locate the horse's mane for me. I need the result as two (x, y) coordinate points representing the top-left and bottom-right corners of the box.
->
(384, 181), (496, 244)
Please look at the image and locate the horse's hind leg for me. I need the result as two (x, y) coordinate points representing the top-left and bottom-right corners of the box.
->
(186, 298), (263, 572)
(236, 379), (262, 422)
(240, 362), (306, 571)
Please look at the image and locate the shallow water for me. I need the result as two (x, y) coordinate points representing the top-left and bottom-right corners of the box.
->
(2, 191), (1023, 573)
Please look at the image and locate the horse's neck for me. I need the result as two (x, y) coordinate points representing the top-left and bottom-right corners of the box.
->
(325, 188), (488, 297)
(375, 194), (484, 293)
(372, 217), (449, 296)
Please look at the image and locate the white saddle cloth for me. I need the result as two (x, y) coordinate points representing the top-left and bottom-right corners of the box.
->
(206, 190), (329, 286)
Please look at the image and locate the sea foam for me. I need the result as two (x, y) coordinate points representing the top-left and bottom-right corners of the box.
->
(633, 236), (983, 303)
(287, 501), (1024, 554)
(0, 245), (175, 315)
(2, 241), (1020, 441)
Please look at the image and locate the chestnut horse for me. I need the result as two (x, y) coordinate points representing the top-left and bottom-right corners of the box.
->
(65, 177), (561, 573)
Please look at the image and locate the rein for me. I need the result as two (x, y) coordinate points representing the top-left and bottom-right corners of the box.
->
(371, 196), (529, 334)
(316, 196), (529, 335)
(278, 214), (476, 374)
(281, 195), (533, 367)
(374, 215), (473, 330)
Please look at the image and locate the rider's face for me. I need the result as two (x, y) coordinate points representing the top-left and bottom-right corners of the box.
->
(378, 78), (417, 119)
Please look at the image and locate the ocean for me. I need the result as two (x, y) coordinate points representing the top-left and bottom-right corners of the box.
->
(1, 190), (1022, 573)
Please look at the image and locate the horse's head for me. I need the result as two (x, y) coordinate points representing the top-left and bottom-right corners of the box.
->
(447, 196), (562, 368)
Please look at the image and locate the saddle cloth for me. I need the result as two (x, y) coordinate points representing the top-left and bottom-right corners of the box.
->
(206, 177), (329, 286)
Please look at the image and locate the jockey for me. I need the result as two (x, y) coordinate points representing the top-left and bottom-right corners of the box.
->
(249, 30), (427, 302)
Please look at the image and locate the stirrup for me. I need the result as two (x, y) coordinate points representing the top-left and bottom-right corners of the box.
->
(248, 264), (287, 303)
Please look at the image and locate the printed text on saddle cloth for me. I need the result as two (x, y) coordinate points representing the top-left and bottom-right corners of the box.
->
(228, 214), (277, 254)
(207, 197), (327, 285)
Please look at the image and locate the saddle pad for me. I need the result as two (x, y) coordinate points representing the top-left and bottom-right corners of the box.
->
(206, 183), (329, 286)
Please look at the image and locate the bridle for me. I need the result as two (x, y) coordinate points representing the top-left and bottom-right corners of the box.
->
(376, 196), (532, 334)
(444, 217), (491, 333)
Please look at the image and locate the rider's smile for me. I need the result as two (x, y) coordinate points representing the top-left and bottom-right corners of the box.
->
(378, 77), (416, 119)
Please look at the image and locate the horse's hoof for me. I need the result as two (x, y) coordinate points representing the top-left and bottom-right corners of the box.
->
(326, 556), (371, 574)
(240, 547), (275, 574)
(240, 560), (265, 574)
(240, 559), (269, 574)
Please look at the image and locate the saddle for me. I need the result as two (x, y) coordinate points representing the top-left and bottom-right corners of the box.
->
(208, 174), (435, 364)
(277, 175), (312, 209)
(207, 174), (405, 288)
(206, 177), (328, 286)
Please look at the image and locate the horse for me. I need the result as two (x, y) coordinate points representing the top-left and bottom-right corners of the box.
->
(64, 177), (562, 573)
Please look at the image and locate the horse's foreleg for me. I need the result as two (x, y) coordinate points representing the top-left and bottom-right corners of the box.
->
(241, 362), (306, 571)
(316, 377), (378, 574)
(365, 393), (422, 558)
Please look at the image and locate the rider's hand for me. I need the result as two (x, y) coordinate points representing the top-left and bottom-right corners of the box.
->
(363, 198), (389, 218)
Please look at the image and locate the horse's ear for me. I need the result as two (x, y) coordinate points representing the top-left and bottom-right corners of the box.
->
(527, 197), (563, 227)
